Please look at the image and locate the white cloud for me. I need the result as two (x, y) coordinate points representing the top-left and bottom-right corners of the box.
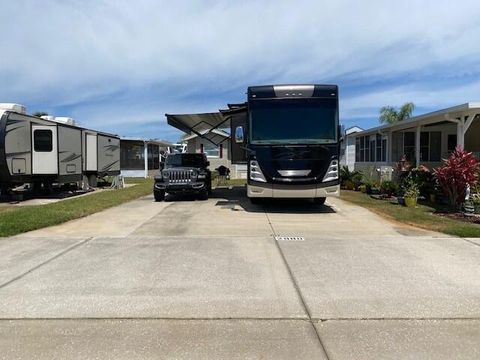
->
(1, 0), (480, 139)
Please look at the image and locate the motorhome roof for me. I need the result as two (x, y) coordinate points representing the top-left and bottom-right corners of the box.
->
(248, 84), (338, 99)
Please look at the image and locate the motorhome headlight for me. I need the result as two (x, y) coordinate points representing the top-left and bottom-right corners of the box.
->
(322, 159), (339, 182)
(250, 160), (267, 183)
(162, 171), (169, 179)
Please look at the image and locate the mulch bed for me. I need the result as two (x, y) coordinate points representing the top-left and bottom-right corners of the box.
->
(435, 212), (480, 224)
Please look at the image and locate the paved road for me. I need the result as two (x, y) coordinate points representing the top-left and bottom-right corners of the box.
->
(1, 187), (479, 359)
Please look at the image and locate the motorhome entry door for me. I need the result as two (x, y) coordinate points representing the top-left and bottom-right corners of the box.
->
(32, 125), (58, 174)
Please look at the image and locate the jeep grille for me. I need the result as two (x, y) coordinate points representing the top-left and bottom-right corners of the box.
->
(166, 170), (193, 183)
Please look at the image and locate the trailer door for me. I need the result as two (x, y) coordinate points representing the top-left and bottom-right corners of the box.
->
(86, 134), (98, 171)
(32, 125), (58, 174)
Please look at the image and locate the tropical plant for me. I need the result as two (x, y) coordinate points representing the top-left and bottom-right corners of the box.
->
(433, 146), (479, 211)
(340, 166), (362, 188)
(380, 180), (398, 197)
(379, 102), (415, 124)
(32, 111), (49, 117)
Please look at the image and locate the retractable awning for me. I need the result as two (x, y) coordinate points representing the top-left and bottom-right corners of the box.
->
(166, 104), (247, 146)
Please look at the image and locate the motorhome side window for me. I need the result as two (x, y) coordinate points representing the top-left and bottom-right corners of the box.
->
(33, 129), (53, 152)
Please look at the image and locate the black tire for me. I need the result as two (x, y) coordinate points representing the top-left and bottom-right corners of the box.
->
(313, 197), (326, 205)
(154, 190), (165, 202)
(207, 180), (212, 195)
(249, 197), (262, 205)
(198, 189), (209, 200)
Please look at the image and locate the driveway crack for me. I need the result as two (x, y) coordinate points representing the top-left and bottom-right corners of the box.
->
(264, 210), (331, 360)
(0, 237), (93, 290)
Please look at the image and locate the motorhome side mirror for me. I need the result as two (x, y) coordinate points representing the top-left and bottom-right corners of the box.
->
(235, 126), (244, 143)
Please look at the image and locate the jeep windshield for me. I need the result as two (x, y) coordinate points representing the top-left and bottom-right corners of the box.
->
(165, 154), (205, 168)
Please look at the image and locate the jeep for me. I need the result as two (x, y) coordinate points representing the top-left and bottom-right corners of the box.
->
(153, 153), (212, 201)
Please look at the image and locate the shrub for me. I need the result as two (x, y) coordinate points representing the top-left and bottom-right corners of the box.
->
(380, 180), (398, 197)
(433, 146), (478, 211)
(340, 166), (362, 189)
(344, 180), (355, 190)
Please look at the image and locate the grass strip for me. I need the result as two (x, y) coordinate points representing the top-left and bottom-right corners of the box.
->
(0, 178), (153, 237)
(340, 190), (480, 238)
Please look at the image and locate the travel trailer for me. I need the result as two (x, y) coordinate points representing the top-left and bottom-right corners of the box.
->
(0, 103), (120, 192)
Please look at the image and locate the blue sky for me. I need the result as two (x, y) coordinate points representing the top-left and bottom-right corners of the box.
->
(1, 0), (480, 142)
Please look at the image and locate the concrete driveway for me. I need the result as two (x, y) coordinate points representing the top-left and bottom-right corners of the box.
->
(0, 187), (479, 359)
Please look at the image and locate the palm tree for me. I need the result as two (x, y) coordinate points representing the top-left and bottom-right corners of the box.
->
(32, 111), (49, 117)
(379, 102), (415, 124)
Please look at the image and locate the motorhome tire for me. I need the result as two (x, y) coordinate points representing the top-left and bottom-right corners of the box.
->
(249, 197), (262, 205)
(313, 197), (326, 205)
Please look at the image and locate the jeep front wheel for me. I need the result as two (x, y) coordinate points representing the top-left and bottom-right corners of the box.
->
(198, 189), (209, 200)
(154, 190), (165, 202)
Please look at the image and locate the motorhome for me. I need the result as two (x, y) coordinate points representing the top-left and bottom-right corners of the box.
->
(229, 84), (340, 204)
(0, 103), (120, 192)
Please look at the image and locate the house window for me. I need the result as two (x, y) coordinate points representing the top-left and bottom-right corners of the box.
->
(355, 137), (361, 162)
(429, 132), (441, 161)
(359, 136), (365, 162)
(33, 129), (53, 152)
(403, 132), (415, 162)
(120, 140), (144, 170)
(147, 144), (160, 170)
(203, 142), (220, 158)
(376, 134), (382, 162)
(381, 139), (387, 162)
(420, 132), (429, 161)
(392, 132), (403, 162)
(448, 134), (457, 153)
(420, 131), (441, 162)
(369, 138), (375, 162)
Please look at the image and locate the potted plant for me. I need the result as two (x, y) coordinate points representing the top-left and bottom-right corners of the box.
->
(403, 179), (420, 207)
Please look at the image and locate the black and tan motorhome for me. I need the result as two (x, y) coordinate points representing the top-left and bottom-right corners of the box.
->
(0, 103), (120, 191)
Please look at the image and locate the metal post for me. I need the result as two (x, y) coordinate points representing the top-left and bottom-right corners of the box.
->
(457, 119), (465, 149)
(144, 141), (148, 178)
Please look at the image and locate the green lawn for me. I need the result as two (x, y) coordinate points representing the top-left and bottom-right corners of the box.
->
(0, 178), (154, 237)
(340, 190), (480, 238)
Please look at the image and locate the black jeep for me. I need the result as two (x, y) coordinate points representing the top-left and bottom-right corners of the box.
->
(153, 153), (212, 201)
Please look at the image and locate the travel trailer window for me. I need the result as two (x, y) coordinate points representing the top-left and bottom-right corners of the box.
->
(33, 129), (53, 152)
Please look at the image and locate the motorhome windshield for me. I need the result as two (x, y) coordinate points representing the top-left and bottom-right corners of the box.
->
(250, 98), (338, 145)
(165, 154), (204, 168)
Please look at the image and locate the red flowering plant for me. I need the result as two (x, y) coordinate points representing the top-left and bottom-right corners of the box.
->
(433, 146), (479, 211)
